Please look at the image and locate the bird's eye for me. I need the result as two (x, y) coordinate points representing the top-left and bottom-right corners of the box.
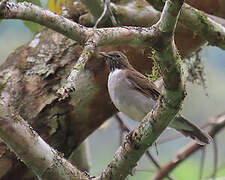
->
(115, 54), (120, 58)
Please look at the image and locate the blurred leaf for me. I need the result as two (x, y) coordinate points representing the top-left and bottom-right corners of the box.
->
(215, 166), (225, 178)
(47, 0), (68, 14)
(23, 21), (43, 34)
(16, 0), (42, 6)
(173, 160), (200, 180)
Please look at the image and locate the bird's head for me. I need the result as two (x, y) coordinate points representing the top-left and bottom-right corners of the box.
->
(100, 51), (132, 71)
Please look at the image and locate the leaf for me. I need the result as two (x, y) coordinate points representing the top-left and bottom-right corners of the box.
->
(23, 21), (43, 34)
(47, 0), (67, 14)
(16, 0), (42, 6)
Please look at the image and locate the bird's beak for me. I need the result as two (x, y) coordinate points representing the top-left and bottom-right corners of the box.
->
(99, 52), (113, 67)
(99, 52), (112, 59)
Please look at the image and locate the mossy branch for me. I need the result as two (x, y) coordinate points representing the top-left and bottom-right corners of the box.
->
(98, 0), (185, 179)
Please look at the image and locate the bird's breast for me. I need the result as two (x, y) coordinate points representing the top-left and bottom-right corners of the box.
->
(108, 69), (156, 121)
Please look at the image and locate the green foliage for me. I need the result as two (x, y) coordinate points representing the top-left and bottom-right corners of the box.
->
(129, 159), (225, 180)
(146, 50), (161, 82)
(48, 0), (64, 14)
(74, 63), (84, 72)
(216, 167), (225, 178)
(173, 159), (225, 180)
(172, 160), (199, 180)
(176, 51), (182, 68)
(47, 0), (71, 14)
(129, 171), (153, 180)
(23, 21), (43, 34)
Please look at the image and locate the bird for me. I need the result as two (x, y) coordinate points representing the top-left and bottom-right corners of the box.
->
(100, 51), (212, 145)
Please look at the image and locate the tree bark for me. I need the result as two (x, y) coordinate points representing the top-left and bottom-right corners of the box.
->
(0, 28), (157, 179)
(0, 29), (111, 179)
(0, 0), (224, 179)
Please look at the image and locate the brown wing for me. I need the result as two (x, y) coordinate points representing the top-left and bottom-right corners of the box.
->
(126, 68), (161, 101)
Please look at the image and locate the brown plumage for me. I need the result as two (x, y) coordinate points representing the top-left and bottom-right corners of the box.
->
(100, 51), (212, 145)
(126, 69), (160, 101)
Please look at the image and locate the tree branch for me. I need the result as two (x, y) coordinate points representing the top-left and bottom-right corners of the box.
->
(97, 0), (185, 179)
(115, 114), (174, 180)
(180, 3), (225, 49)
(0, 1), (90, 44)
(1, 0), (223, 179)
(80, 0), (160, 27)
(57, 38), (99, 98)
(0, 1), (155, 48)
(153, 112), (225, 180)
(146, 0), (225, 50)
(81, 0), (225, 50)
(1, 1), (225, 52)
(0, 94), (89, 180)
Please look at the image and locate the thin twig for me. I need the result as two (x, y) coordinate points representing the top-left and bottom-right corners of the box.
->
(146, 151), (161, 169)
(94, 0), (108, 28)
(153, 112), (225, 180)
(205, 163), (225, 180)
(94, 0), (118, 28)
(199, 147), (206, 180)
(212, 138), (218, 180)
(106, 0), (118, 26)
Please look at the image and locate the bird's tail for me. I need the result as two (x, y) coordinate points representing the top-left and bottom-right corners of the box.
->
(169, 116), (212, 145)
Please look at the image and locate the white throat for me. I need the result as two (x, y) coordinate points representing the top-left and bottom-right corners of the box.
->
(109, 68), (122, 80)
